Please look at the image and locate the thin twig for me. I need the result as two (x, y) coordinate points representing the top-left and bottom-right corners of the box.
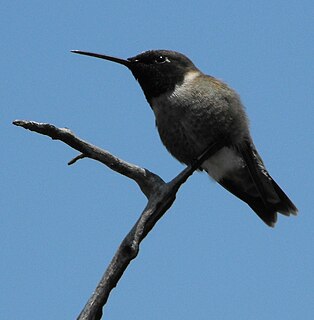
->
(68, 153), (86, 165)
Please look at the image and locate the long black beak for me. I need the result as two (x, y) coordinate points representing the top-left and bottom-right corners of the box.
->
(71, 50), (131, 68)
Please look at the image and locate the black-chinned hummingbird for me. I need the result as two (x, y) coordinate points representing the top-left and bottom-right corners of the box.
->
(71, 49), (297, 227)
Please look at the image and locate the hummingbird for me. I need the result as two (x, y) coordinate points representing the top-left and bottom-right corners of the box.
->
(71, 49), (297, 227)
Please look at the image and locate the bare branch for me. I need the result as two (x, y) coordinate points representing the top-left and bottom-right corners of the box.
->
(13, 119), (224, 320)
(13, 120), (164, 198)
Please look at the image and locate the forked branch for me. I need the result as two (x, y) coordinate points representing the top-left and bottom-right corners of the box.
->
(13, 120), (223, 320)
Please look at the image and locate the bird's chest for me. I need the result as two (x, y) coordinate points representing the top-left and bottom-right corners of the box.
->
(150, 94), (213, 164)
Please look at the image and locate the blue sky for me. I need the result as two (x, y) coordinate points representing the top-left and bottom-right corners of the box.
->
(2, 1), (313, 319)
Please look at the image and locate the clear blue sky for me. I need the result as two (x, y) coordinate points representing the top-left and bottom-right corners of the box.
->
(2, 1), (313, 319)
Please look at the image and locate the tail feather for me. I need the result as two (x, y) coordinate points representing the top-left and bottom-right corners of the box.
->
(218, 140), (297, 227)
(270, 178), (298, 216)
(219, 176), (276, 227)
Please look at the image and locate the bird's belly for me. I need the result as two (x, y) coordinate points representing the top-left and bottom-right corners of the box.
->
(201, 147), (244, 181)
(156, 118), (206, 164)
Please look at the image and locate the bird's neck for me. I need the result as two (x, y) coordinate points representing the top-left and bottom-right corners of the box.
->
(149, 70), (202, 119)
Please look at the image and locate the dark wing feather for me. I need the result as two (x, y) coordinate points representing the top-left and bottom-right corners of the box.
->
(219, 140), (297, 227)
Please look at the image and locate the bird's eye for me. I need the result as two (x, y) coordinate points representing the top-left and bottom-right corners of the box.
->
(155, 55), (167, 64)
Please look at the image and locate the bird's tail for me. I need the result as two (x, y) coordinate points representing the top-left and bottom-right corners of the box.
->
(219, 141), (297, 227)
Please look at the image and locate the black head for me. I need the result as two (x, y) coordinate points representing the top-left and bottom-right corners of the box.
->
(127, 50), (199, 100)
(71, 49), (198, 102)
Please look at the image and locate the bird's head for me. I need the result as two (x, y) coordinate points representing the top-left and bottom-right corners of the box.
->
(71, 49), (199, 102)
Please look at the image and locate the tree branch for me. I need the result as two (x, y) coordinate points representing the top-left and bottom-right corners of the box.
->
(13, 120), (163, 199)
(13, 120), (224, 320)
